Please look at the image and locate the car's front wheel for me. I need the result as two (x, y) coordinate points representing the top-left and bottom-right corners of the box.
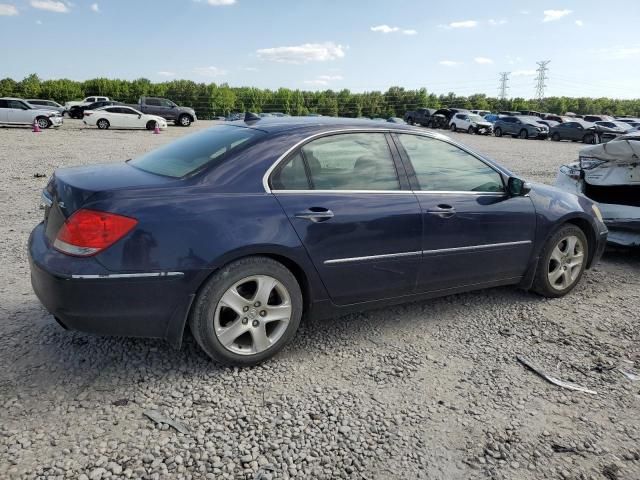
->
(494, 127), (503, 137)
(178, 114), (192, 127)
(189, 256), (303, 366)
(532, 225), (588, 298)
(519, 129), (529, 139)
(36, 117), (50, 129)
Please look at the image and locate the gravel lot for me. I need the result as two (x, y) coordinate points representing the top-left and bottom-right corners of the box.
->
(1, 120), (639, 480)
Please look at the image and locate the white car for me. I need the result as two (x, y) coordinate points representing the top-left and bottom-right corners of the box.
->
(556, 133), (640, 247)
(83, 106), (168, 130)
(0, 97), (63, 129)
(64, 96), (110, 110)
(449, 112), (493, 135)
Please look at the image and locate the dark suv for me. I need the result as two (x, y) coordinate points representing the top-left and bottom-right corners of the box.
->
(493, 116), (549, 139)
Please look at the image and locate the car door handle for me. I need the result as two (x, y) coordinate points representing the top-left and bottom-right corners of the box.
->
(295, 208), (334, 222)
(427, 204), (456, 218)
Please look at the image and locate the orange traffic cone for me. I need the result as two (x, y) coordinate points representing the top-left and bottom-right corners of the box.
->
(153, 121), (161, 134)
(32, 118), (41, 133)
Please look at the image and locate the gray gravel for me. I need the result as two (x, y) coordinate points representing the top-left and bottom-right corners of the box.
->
(1, 120), (639, 479)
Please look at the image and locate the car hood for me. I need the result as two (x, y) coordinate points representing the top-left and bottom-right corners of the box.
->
(31, 108), (59, 115)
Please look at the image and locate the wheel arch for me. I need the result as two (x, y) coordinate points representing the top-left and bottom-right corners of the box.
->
(519, 214), (600, 291)
(169, 249), (318, 349)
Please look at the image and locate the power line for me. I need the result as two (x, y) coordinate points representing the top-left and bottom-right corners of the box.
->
(534, 60), (551, 101)
(498, 72), (510, 100)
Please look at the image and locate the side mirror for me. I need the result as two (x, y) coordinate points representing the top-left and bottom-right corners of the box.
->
(138, 114), (142, 119)
(508, 177), (532, 196)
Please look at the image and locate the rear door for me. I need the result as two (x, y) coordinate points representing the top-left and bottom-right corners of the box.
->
(393, 133), (536, 292)
(270, 131), (423, 305)
(0, 100), (8, 122)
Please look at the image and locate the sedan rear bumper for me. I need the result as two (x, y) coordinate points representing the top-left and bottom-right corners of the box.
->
(28, 223), (198, 347)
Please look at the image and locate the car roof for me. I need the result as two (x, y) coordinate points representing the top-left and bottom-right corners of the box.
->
(0, 97), (26, 100)
(226, 116), (432, 134)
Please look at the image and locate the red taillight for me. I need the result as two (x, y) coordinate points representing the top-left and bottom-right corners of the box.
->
(54, 209), (137, 256)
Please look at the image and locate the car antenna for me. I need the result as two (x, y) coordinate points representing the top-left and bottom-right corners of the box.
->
(244, 112), (261, 123)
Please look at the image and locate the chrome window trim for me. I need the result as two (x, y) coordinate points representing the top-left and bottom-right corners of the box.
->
(262, 128), (452, 193)
(272, 189), (506, 196)
(324, 240), (531, 265)
(71, 272), (184, 280)
(324, 251), (422, 265)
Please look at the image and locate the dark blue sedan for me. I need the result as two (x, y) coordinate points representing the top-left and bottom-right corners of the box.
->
(29, 117), (608, 365)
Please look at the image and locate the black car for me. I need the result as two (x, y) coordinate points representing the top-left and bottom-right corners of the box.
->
(69, 101), (123, 119)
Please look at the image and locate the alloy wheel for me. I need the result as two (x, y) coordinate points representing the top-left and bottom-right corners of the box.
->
(37, 118), (49, 129)
(547, 235), (585, 291)
(214, 275), (292, 355)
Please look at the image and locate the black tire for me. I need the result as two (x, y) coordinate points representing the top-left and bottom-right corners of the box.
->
(407, 117), (414, 126)
(583, 133), (595, 144)
(426, 120), (433, 128)
(494, 127), (503, 137)
(35, 116), (50, 129)
(96, 119), (110, 130)
(189, 256), (303, 366)
(178, 114), (192, 127)
(70, 108), (81, 119)
(551, 132), (560, 141)
(467, 126), (475, 134)
(519, 129), (529, 139)
(450, 123), (457, 132)
(146, 120), (156, 130)
(531, 225), (588, 298)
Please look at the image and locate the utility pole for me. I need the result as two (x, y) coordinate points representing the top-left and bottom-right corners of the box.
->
(534, 60), (551, 101)
(498, 72), (510, 100)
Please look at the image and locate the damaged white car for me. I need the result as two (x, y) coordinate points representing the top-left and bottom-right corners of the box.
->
(556, 133), (640, 247)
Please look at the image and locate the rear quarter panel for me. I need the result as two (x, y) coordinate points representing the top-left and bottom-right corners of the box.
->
(84, 188), (330, 302)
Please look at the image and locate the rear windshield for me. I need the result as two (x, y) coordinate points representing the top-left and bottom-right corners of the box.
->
(129, 125), (266, 178)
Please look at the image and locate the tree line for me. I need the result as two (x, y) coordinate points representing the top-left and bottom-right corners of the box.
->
(2, 74), (639, 120)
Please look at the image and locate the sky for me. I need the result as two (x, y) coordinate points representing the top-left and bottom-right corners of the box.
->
(1, 0), (640, 99)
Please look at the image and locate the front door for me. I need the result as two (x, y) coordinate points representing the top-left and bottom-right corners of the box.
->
(270, 132), (423, 305)
(392, 133), (537, 293)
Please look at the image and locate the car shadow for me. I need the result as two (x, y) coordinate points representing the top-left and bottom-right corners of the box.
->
(1, 284), (547, 400)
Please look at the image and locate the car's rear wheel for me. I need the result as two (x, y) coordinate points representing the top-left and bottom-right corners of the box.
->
(450, 123), (457, 132)
(494, 127), (502, 137)
(36, 117), (50, 129)
(519, 129), (529, 139)
(532, 225), (588, 298)
(97, 119), (110, 130)
(551, 132), (560, 141)
(178, 114), (192, 127)
(189, 256), (303, 366)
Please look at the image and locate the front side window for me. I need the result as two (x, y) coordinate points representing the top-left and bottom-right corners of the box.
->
(160, 99), (175, 107)
(8, 100), (28, 109)
(145, 98), (161, 106)
(270, 133), (400, 191)
(396, 134), (504, 193)
(130, 125), (266, 178)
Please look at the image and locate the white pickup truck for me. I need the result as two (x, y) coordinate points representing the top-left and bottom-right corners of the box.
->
(64, 96), (110, 110)
(0, 97), (63, 129)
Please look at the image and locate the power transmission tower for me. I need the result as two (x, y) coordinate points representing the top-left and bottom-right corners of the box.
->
(534, 60), (551, 101)
(498, 72), (510, 100)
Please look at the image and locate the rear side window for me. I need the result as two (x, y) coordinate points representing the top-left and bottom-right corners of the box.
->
(270, 133), (400, 191)
(130, 125), (266, 178)
(271, 152), (309, 190)
(396, 134), (504, 193)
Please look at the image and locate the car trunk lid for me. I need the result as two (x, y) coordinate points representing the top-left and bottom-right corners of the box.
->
(42, 162), (174, 243)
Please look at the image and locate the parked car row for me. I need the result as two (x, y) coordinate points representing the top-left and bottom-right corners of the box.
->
(1, 95), (194, 131)
(403, 107), (639, 143)
(0, 97), (63, 129)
